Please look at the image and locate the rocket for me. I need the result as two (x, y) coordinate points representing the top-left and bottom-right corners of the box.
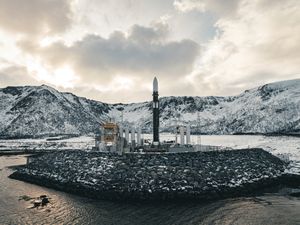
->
(152, 77), (159, 145)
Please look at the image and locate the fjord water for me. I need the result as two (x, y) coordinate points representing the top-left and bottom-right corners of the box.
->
(1, 135), (300, 225)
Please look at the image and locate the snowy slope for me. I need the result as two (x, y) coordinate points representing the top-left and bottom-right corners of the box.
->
(0, 85), (110, 138)
(0, 79), (299, 138)
(110, 79), (300, 134)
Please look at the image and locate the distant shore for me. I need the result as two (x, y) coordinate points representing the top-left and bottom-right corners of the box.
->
(0, 149), (74, 156)
(1, 132), (299, 140)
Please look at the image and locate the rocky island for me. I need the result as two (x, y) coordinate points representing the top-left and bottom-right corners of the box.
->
(9, 149), (288, 201)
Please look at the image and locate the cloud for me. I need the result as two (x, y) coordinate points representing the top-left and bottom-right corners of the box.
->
(174, 0), (239, 16)
(174, 0), (206, 12)
(190, 0), (300, 95)
(1, 0), (299, 103)
(174, 0), (205, 12)
(19, 23), (200, 86)
(0, 0), (74, 36)
(70, 0), (174, 40)
(0, 65), (39, 86)
(130, 23), (169, 43)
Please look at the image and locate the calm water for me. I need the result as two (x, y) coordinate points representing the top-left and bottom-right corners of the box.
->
(1, 135), (300, 225)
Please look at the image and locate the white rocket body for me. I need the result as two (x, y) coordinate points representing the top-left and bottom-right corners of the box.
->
(153, 77), (158, 92)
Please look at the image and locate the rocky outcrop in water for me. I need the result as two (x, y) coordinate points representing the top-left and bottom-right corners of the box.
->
(19, 194), (51, 209)
(9, 149), (287, 201)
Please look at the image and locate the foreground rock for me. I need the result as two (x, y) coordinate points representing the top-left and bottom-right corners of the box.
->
(10, 149), (287, 201)
(19, 194), (51, 209)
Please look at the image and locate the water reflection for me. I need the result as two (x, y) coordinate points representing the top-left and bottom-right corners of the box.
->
(1, 155), (300, 225)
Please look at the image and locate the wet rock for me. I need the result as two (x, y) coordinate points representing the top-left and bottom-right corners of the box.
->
(42, 198), (49, 205)
(9, 149), (288, 201)
(33, 199), (42, 207)
(19, 195), (33, 201)
(289, 191), (300, 197)
(21, 194), (52, 208)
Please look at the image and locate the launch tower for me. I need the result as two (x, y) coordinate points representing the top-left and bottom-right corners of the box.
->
(152, 77), (160, 145)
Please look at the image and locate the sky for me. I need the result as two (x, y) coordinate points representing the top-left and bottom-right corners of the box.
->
(0, 0), (299, 103)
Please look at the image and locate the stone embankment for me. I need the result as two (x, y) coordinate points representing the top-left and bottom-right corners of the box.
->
(10, 149), (287, 201)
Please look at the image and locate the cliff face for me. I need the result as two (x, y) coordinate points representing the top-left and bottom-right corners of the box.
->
(1, 79), (299, 138)
(10, 149), (286, 201)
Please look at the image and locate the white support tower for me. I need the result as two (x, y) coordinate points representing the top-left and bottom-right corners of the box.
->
(131, 127), (135, 143)
(131, 127), (136, 150)
(180, 126), (185, 146)
(186, 125), (191, 145)
(119, 124), (123, 138)
(125, 127), (129, 143)
(197, 112), (201, 150)
(137, 127), (141, 146)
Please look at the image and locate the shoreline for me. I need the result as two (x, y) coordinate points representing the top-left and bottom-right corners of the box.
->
(0, 130), (300, 142)
(2, 150), (300, 225)
(9, 170), (300, 203)
(0, 150), (68, 156)
(9, 149), (291, 202)
(0, 132), (299, 141)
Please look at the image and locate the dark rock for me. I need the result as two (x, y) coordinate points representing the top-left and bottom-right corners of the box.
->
(9, 149), (290, 202)
(289, 192), (300, 197)
(41, 197), (49, 205)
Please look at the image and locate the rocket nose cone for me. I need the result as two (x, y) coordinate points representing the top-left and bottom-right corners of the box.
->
(153, 77), (158, 92)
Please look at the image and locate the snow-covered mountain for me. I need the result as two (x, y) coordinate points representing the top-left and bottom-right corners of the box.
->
(0, 79), (299, 138)
(111, 79), (300, 135)
(0, 85), (110, 138)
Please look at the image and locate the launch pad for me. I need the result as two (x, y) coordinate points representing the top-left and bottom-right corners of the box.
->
(94, 77), (198, 154)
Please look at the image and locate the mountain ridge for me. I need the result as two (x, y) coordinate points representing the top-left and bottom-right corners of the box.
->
(0, 79), (299, 138)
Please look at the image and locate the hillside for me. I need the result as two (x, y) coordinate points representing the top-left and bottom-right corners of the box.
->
(0, 79), (299, 138)
(111, 79), (300, 134)
(0, 85), (110, 138)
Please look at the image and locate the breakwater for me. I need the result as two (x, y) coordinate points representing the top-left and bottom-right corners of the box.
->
(10, 149), (286, 201)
